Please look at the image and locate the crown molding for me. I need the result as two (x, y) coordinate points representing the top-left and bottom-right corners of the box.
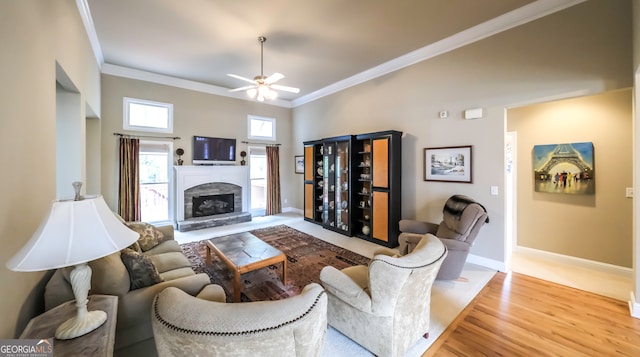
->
(78, 0), (584, 109)
(101, 64), (293, 108)
(76, 0), (103, 67)
(291, 0), (586, 107)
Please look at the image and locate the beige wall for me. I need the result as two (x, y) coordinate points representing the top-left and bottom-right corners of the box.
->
(293, 0), (632, 265)
(0, 0), (101, 338)
(508, 90), (632, 267)
(100, 75), (294, 211)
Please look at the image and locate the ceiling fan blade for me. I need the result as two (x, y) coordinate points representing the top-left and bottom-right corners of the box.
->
(264, 72), (284, 84)
(227, 73), (256, 84)
(271, 84), (300, 94)
(229, 85), (257, 92)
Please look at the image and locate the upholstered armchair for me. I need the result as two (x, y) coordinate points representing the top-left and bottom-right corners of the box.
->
(319, 235), (447, 357)
(399, 194), (489, 280)
(152, 283), (328, 357)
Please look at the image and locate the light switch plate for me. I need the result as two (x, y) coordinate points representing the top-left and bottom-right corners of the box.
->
(626, 187), (633, 198)
(490, 186), (499, 196)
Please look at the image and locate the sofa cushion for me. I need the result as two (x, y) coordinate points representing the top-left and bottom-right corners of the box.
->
(143, 240), (182, 256)
(121, 249), (164, 290)
(148, 251), (192, 274)
(126, 222), (168, 251)
(89, 252), (131, 297)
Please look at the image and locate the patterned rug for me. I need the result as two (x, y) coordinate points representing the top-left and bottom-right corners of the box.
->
(180, 225), (370, 302)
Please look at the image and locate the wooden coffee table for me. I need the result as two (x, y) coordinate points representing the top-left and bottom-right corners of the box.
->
(205, 231), (287, 302)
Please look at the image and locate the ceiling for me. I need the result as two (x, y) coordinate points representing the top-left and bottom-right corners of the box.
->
(85, 0), (579, 106)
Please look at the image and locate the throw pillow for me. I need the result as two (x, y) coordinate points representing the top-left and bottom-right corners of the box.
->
(128, 241), (142, 253)
(126, 222), (166, 251)
(120, 248), (164, 290)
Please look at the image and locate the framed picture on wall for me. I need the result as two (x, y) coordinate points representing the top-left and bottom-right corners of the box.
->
(424, 146), (472, 183)
(532, 142), (594, 194)
(294, 155), (304, 174)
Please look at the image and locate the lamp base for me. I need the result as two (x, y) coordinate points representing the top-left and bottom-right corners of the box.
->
(55, 310), (107, 340)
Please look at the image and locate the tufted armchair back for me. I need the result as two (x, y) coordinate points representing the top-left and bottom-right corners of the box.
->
(152, 283), (327, 357)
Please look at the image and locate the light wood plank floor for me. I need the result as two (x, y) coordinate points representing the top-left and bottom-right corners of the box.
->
(424, 272), (640, 357)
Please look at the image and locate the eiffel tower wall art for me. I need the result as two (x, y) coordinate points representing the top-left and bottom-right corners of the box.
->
(532, 142), (594, 195)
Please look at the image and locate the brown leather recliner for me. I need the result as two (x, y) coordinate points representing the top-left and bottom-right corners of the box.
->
(398, 195), (489, 280)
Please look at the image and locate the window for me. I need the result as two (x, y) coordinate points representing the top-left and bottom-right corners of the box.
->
(248, 115), (276, 141)
(124, 97), (173, 133)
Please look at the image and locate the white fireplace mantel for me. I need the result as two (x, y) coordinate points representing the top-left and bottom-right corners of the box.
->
(174, 165), (250, 222)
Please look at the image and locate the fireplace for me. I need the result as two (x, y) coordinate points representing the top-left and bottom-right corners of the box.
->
(175, 166), (252, 232)
(192, 193), (235, 218)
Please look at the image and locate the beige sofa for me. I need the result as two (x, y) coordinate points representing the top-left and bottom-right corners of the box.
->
(44, 224), (211, 356)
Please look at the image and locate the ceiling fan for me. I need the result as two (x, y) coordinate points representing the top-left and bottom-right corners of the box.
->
(228, 36), (300, 101)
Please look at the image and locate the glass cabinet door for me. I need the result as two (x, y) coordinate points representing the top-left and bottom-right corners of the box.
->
(335, 141), (350, 233)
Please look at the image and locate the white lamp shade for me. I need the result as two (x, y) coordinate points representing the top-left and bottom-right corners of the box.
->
(6, 195), (139, 271)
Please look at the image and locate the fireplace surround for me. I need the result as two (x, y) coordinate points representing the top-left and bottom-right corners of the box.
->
(175, 165), (251, 231)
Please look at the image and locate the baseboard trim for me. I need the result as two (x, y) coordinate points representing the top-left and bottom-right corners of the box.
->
(283, 207), (303, 214)
(629, 292), (640, 319)
(514, 246), (632, 278)
(467, 254), (506, 273)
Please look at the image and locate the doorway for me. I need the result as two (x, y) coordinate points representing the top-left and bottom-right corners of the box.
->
(139, 140), (173, 224)
(249, 146), (267, 217)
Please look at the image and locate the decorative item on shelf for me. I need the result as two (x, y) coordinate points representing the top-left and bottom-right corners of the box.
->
(362, 225), (371, 235)
(320, 146), (324, 155)
(341, 200), (348, 209)
(363, 143), (371, 152)
(6, 182), (139, 340)
(360, 201), (366, 208)
(319, 181), (324, 187)
(240, 151), (247, 165)
(329, 201), (335, 209)
(327, 146), (332, 155)
(364, 213), (370, 221)
(342, 182), (348, 191)
(330, 163), (335, 172)
(176, 148), (184, 165)
(330, 184), (335, 192)
(317, 167), (323, 176)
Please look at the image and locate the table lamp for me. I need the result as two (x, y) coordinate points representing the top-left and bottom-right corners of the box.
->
(6, 182), (139, 339)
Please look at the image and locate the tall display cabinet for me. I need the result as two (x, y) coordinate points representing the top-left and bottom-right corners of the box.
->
(303, 130), (401, 247)
(304, 136), (355, 235)
(353, 130), (402, 247)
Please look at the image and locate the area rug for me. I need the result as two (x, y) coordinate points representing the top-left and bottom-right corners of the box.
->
(180, 224), (496, 356)
(180, 224), (370, 302)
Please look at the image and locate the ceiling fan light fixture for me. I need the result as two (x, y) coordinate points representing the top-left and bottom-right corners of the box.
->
(228, 36), (300, 101)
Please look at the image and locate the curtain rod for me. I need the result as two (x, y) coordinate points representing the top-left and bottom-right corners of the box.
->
(241, 140), (281, 146)
(114, 133), (181, 140)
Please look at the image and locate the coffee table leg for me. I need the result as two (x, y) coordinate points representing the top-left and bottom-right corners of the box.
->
(205, 245), (211, 265)
(233, 270), (241, 302)
(282, 258), (287, 284)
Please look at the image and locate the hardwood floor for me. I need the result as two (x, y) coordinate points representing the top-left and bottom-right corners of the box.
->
(424, 272), (640, 357)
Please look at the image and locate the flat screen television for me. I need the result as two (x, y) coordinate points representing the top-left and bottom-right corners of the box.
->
(192, 136), (236, 165)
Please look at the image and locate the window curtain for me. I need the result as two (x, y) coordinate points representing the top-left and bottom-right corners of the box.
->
(265, 145), (282, 215)
(118, 137), (141, 221)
